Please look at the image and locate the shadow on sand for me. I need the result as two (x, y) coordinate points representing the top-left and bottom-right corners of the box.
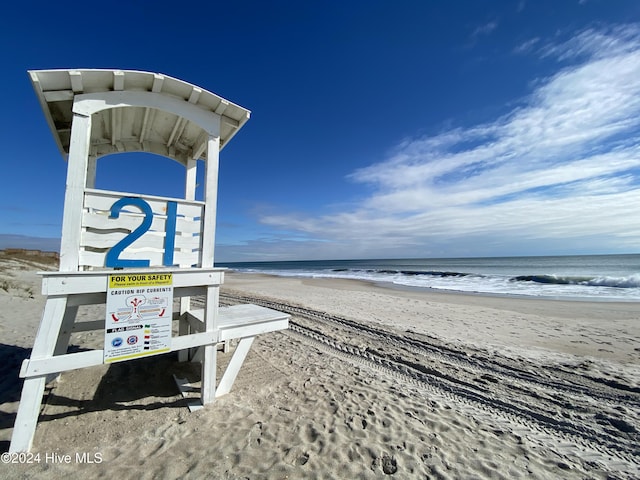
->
(0, 348), (190, 452)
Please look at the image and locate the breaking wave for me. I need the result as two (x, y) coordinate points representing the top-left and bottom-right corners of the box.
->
(511, 274), (640, 289)
(331, 268), (470, 278)
(223, 255), (640, 301)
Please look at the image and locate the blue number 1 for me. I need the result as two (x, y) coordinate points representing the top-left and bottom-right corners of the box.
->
(163, 201), (178, 267)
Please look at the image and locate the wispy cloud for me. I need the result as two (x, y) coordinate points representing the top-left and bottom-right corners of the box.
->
(513, 37), (540, 54)
(249, 25), (640, 259)
(539, 24), (640, 61)
(472, 20), (499, 39)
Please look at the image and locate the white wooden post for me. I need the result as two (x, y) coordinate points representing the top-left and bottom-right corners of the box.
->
(10, 296), (69, 452)
(200, 134), (220, 403)
(200, 284), (219, 404)
(185, 157), (198, 201)
(179, 158), (198, 361)
(59, 113), (91, 272)
(86, 154), (97, 189)
(12, 110), (91, 450)
(201, 134), (220, 268)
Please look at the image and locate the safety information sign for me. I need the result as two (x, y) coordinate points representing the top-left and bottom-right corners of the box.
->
(104, 273), (173, 363)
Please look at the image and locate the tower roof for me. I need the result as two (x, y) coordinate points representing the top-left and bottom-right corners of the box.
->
(30, 69), (251, 164)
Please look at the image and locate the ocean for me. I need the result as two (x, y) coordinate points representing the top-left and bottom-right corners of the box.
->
(218, 254), (640, 301)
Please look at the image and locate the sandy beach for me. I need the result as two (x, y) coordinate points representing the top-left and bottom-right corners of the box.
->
(0, 255), (639, 479)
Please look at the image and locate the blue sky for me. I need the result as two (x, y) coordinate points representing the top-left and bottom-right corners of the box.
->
(1, 0), (640, 261)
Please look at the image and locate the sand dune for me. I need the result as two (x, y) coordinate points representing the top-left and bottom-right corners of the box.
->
(0, 259), (638, 479)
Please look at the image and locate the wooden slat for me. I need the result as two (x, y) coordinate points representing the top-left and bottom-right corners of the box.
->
(82, 211), (167, 233)
(81, 230), (165, 249)
(139, 107), (152, 144)
(84, 188), (204, 209)
(80, 229), (201, 250)
(43, 90), (74, 102)
(113, 71), (125, 91)
(82, 210), (166, 232)
(19, 331), (218, 378)
(167, 117), (184, 147)
(176, 217), (203, 234)
(110, 108), (118, 146)
(41, 270), (223, 296)
(84, 192), (203, 218)
(152, 73), (164, 93)
(184, 311), (205, 332)
(219, 319), (288, 341)
(81, 223), (200, 250)
(215, 100), (228, 115)
(69, 70), (83, 92)
(191, 131), (209, 160)
(191, 305), (290, 328)
(82, 210), (202, 235)
(174, 235), (201, 249)
(188, 87), (202, 104)
(78, 249), (200, 268)
(187, 305), (289, 342)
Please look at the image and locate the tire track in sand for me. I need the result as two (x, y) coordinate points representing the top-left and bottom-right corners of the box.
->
(215, 293), (640, 478)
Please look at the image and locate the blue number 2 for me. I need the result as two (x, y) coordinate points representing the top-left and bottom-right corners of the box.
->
(105, 197), (178, 268)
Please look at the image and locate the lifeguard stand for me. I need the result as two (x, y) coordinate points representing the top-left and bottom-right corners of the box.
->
(10, 69), (289, 452)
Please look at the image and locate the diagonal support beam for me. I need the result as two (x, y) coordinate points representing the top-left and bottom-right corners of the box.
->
(216, 336), (256, 397)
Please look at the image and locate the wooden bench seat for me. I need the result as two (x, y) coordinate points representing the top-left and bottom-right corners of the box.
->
(186, 304), (289, 341)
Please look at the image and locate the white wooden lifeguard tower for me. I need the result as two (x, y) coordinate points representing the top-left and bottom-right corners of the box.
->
(10, 69), (289, 452)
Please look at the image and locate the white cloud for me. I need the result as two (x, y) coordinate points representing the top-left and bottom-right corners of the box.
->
(540, 24), (640, 61)
(513, 37), (540, 54)
(472, 20), (499, 39)
(246, 25), (640, 260)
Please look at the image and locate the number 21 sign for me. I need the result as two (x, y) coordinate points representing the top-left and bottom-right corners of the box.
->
(105, 197), (178, 268)
(81, 190), (203, 270)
